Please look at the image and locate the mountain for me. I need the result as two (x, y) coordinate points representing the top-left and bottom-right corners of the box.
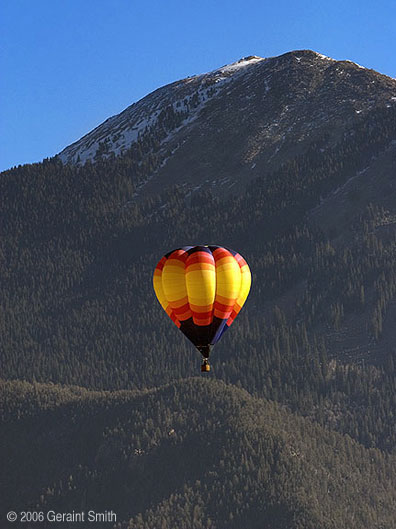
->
(58, 50), (396, 203)
(1, 50), (396, 528)
(1, 378), (395, 529)
(58, 56), (265, 166)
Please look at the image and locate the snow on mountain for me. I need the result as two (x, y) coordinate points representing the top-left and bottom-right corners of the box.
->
(57, 56), (266, 165)
(57, 50), (396, 203)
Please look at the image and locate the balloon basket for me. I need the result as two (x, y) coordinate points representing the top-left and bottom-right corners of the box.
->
(201, 361), (210, 372)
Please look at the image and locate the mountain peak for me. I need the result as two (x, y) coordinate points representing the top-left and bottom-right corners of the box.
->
(287, 49), (334, 59)
(58, 50), (396, 169)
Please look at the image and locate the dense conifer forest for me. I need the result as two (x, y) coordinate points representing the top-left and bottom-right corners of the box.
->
(1, 378), (395, 528)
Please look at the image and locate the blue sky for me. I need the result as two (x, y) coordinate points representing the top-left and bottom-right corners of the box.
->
(1, 0), (396, 171)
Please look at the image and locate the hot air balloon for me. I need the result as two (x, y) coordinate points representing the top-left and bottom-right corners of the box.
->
(153, 245), (251, 372)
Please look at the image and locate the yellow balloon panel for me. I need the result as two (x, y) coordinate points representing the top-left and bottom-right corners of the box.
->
(186, 250), (215, 325)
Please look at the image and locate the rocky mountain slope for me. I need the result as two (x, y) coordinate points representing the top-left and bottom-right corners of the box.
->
(58, 50), (396, 203)
(58, 55), (265, 166)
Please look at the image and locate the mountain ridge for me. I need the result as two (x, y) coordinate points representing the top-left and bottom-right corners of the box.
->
(1, 377), (395, 529)
(57, 50), (396, 205)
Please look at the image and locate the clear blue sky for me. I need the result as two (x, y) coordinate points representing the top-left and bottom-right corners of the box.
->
(1, 0), (396, 172)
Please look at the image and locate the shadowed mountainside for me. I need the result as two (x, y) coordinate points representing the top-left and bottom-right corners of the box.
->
(1, 378), (395, 529)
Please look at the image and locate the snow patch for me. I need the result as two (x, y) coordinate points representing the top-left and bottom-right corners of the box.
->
(218, 56), (264, 73)
(58, 55), (263, 167)
(344, 59), (366, 69)
(314, 52), (335, 61)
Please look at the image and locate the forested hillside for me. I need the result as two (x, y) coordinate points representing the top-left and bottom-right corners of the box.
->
(1, 50), (396, 528)
(1, 104), (396, 452)
(1, 378), (395, 529)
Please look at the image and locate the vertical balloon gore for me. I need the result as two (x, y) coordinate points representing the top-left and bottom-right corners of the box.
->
(153, 245), (251, 364)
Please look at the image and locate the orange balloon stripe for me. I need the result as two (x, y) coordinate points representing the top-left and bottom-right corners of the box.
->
(186, 251), (214, 265)
(176, 310), (192, 321)
(166, 259), (185, 269)
(170, 311), (181, 328)
(214, 300), (231, 312)
(214, 310), (231, 319)
(192, 310), (213, 320)
(189, 303), (213, 313)
(192, 314), (213, 325)
(214, 299), (233, 319)
(170, 296), (189, 308)
(193, 317), (211, 326)
(214, 256), (235, 265)
(195, 318), (212, 326)
(186, 262), (214, 272)
(168, 303), (192, 322)
(163, 300), (182, 328)
(213, 293), (232, 305)
(166, 251), (189, 268)
(234, 253), (248, 267)
(173, 303), (191, 318)
(226, 304), (241, 325)
(226, 313), (237, 325)
(166, 304), (180, 322)
(155, 256), (167, 271)
(212, 247), (231, 259)
(168, 248), (189, 260)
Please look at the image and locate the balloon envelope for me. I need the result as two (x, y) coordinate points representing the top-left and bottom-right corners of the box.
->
(153, 245), (251, 355)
